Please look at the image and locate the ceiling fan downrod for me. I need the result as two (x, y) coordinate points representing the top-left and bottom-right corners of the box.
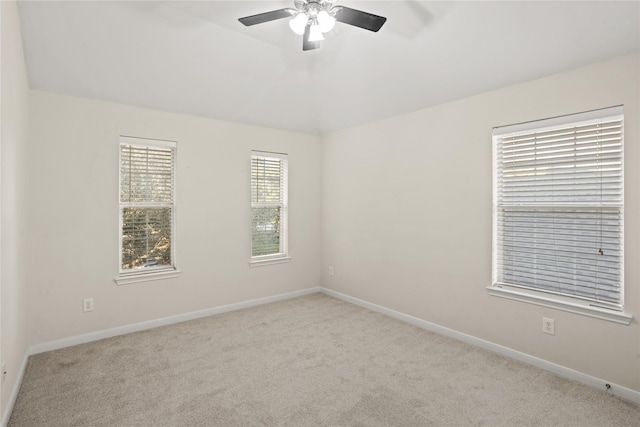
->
(238, 0), (387, 51)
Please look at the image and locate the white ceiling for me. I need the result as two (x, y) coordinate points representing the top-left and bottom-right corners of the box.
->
(17, 1), (640, 135)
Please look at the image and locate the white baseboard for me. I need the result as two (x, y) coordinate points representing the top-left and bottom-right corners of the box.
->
(11, 284), (638, 424)
(2, 349), (29, 427)
(320, 287), (640, 405)
(30, 287), (322, 355)
(4, 287), (321, 424)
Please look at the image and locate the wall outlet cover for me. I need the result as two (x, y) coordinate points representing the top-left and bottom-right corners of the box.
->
(83, 298), (94, 312)
(543, 317), (555, 335)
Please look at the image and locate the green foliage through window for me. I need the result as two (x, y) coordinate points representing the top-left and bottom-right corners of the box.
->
(251, 153), (287, 258)
(120, 138), (176, 272)
(122, 207), (172, 269)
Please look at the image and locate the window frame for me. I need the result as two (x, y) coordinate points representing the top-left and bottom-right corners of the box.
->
(489, 106), (631, 324)
(115, 136), (180, 285)
(249, 151), (290, 266)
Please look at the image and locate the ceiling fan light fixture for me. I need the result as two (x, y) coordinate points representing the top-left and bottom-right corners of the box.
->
(239, 0), (388, 51)
(317, 10), (336, 33)
(308, 22), (325, 41)
(289, 12), (308, 35)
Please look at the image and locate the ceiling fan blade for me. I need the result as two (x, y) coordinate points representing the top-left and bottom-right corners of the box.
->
(303, 25), (321, 51)
(333, 6), (387, 32)
(238, 9), (293, 26)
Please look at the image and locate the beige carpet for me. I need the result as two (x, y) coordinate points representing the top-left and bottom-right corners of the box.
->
(8, 293), (640, 426)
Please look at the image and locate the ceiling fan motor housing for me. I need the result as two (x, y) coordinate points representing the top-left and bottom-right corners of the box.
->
(238, 0), (387, 51)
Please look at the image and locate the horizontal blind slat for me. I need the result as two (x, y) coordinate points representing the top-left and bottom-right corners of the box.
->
(251, 153), (288, 258)
(494, 110), (623, 305)
(120, 141), (175, 271)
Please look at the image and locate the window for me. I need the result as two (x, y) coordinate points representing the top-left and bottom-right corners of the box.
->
(117, 136), (178, 284)
(491, 106), (630, 324)
(250, 151), (289, 265)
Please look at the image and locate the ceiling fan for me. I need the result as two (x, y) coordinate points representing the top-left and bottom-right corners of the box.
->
(238, 0), (387, 51)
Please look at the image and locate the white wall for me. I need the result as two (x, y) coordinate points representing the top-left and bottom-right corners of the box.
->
(25, 91), (322, 345)
(321, 53), (640, 392)
(1, 0), (30, 418)
(4, 11), (639, 416)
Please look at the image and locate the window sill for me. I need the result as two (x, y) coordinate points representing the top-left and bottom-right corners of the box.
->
(249, 256), (291, 267)
(487, 285), (632, 325)
(115, 268), (181, 286)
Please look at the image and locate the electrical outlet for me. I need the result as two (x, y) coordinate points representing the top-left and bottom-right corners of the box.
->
(542, 317), (555, 335)
(329, 266), (334, 276)
(83, 298), (94, 312)
(2, 362), (7, 385)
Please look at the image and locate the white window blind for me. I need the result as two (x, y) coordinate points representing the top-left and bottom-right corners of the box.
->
(120, 137), (176, 274)
(251, 152), (288, 259)
(493, 107), (623, 309)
